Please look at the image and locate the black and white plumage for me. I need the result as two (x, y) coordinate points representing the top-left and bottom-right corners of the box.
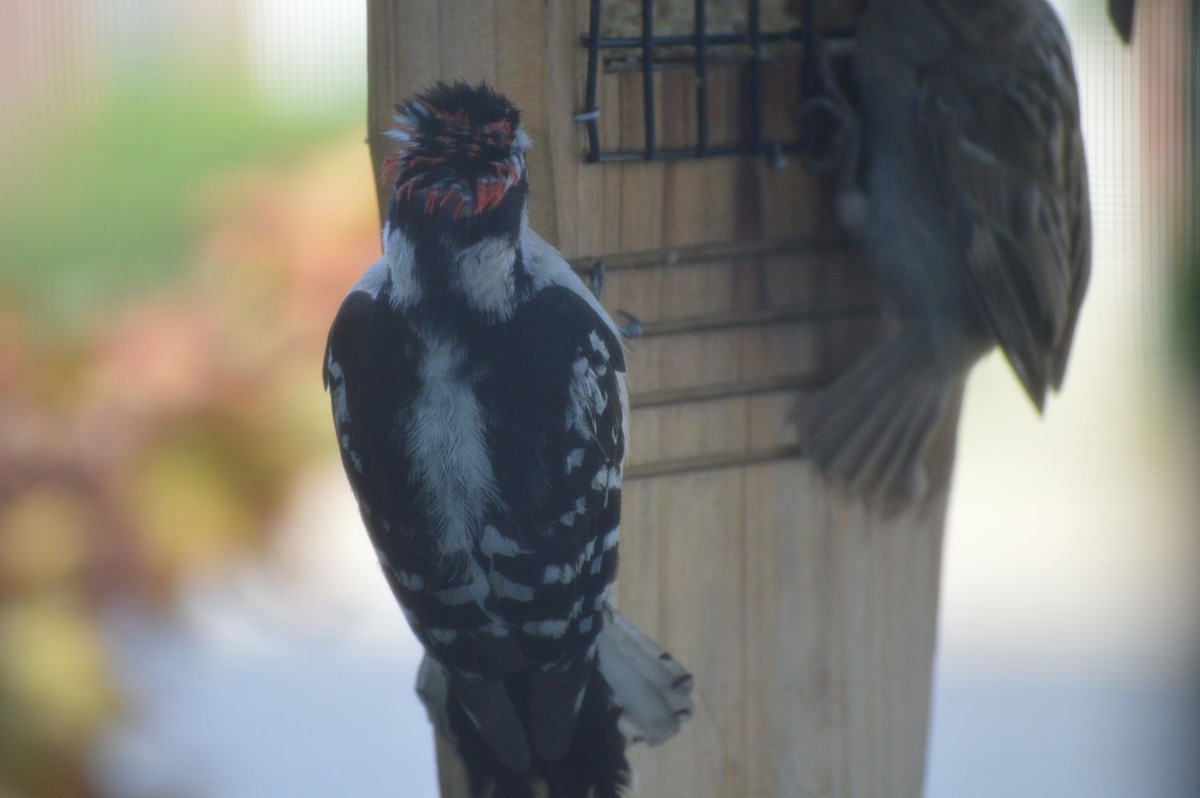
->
(323, 82), (691, 798)
(798, 0), (1091, 505)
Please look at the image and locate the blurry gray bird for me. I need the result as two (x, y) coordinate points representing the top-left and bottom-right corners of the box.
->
(798, 0), (1091, 505)
(1109, 0), (1137, 44)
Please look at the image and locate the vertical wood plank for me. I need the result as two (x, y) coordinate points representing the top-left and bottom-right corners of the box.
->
(635, 470), (748, 798)
(743, 461), (834, 797)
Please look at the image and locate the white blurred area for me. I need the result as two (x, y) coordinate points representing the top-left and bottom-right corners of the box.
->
(93, 1), (1198, 797)
(95, 466), (438, 798)
(937, 0), (1198, 687)
(927, 2), (1199, 796)
(246, 0), (366, 119)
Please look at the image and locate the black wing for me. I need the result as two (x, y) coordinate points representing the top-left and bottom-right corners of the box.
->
(323, 282), (422, 536)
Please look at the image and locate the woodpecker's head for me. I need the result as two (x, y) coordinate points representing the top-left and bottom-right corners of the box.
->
(384, 82), (531, 236)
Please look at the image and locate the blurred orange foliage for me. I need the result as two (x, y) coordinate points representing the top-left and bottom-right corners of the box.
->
(0, 131), (381, 797)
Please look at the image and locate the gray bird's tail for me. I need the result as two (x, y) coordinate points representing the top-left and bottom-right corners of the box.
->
(796, 323), (971, 508)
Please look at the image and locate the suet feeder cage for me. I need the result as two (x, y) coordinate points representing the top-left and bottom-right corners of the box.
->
(366, 2), (961, 796)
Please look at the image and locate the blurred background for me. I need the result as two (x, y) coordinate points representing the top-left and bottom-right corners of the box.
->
(0, 1), (1195, 797)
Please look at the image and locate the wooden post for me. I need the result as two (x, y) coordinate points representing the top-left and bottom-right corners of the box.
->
(365, 2), (960, 796)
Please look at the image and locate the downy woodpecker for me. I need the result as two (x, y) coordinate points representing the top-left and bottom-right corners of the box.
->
(324, 82), (692, 798)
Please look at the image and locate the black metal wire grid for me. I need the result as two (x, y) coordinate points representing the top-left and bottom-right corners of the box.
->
(576, 0), (853, 163)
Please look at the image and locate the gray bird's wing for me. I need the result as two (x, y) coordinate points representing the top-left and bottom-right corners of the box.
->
(919, 5), (1091, 410)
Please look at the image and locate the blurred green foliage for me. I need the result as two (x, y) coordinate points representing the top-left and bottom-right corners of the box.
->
(0, 69), (347, 326)
(0, 56), (378, 796)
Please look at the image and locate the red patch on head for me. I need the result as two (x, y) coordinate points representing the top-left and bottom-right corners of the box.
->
(473, 178), (508, 216)
(388, 93), (525, 220)
(382, 153), (404, 182)
(483, 119), (515, 146)
(422, 187), (443, 215)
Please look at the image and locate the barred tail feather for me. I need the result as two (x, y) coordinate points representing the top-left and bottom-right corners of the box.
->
(797, 324), (970, 507)
(596, 607), (694, 747)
